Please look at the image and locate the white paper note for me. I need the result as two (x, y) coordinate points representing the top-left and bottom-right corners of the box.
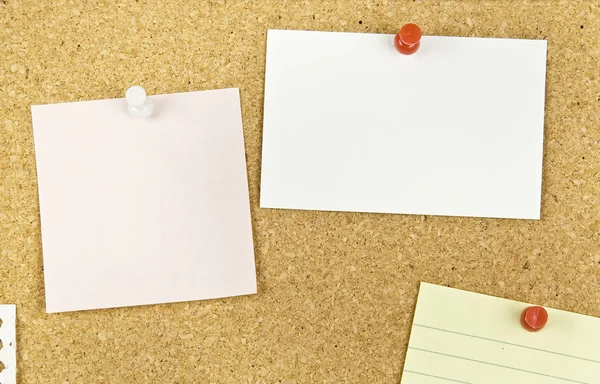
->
(32, 88), (256, 313)
(0, 304), (16, 384)
(261, 30), (547, 219)
(401, 283), (600, 384)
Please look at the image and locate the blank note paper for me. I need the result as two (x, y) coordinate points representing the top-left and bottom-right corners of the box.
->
(32, 88), (256, 313)
(401, 283), (600, 384)
(261, 30), (547, 219)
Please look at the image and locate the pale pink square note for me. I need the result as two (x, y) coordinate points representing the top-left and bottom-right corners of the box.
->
(32, 88), (256, 313)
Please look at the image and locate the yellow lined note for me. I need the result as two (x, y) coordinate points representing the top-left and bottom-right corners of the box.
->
(401, 283), (600, 384)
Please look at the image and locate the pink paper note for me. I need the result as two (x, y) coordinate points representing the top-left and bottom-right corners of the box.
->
(32, 88), (256, 313)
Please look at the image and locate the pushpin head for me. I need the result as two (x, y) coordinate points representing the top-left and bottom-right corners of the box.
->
(521, 306), (548, 332)
(126, 86), (147, 107)
(394, 23), (422, 55)
(126, 86), (153, 118)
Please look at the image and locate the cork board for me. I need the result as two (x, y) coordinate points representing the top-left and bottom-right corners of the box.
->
(0, 0), (599, 383)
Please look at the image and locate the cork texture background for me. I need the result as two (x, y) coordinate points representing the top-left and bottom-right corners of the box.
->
(1, 0), (600, 383)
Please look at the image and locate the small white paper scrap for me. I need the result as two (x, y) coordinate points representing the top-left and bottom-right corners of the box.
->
(0, 304), (16, 384)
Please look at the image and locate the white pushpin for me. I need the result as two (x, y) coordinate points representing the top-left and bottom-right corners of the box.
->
(125, 86), (153, 118)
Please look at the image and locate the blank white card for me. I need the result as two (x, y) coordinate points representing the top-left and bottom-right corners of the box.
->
(261, 30), (547, 219)
(402, 283), (600, 384)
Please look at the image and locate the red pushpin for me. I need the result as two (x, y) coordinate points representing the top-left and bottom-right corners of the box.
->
(521, 306), (548, 332)
(394, 23), (422, 55)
